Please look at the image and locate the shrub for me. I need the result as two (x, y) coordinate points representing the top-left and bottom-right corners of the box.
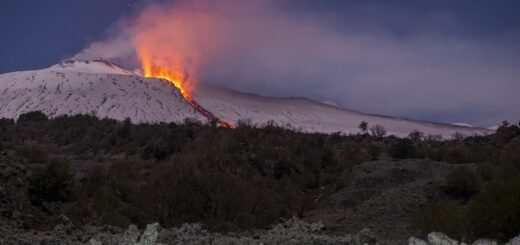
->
(467, 179), (520, 240)
(416, 169), (520, 242)
(390, 139), (415, 159)
(0, 118), (15, 127)
(476, 162), (495, 182)
(367, 144), (382, 160)
(408, 130), (424, 141)
(444, 166), (480, 200)
(143, 140), (171, 160)
(494, 124), (520, 146)
(370, 124), (387, 138)
(445, 146), (469, 163)
(237, 118), (253, 128)
(28, 158), (75, 205)
(415, 202), (469, 240)
(16, 145), (49, 164)
(358, 121), (368, 134)
(17, 111), (48, 123)
(101, 210), (131, 228)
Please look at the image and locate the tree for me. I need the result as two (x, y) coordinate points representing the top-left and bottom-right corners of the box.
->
(390, 139), (415, 159)
(0, 118), (15, 127)
(28, 158), (75, 205)
(359, 121), (369, 135)
(408, 130), (424, 141)
(370, 124), (387, 138)
(17, 111), (48, 123)
(452, 132), (465, 141)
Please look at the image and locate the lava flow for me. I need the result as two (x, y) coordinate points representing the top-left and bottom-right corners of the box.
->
(140, 63), (233, 128)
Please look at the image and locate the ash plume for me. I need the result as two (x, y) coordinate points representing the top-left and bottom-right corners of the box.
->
(75, 0), (520, 127)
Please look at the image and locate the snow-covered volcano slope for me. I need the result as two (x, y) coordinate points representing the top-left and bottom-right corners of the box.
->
(0, 60), (206, 123)
(192, 84), (493, 137)
(0, 60), (493, 137)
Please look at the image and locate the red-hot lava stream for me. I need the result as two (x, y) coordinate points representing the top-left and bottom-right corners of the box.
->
(140, 63), (233, 128)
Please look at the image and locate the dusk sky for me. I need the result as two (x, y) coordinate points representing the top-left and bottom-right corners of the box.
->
(1, 0), (519, 127)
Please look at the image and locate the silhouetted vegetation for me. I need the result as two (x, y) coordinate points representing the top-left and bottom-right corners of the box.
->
(444, 166), (480, 200)
(28, 158), (75, 206)
(414, 122), (520, 242)
(1, 112), (520, 241)
(17, 111), (48, 123)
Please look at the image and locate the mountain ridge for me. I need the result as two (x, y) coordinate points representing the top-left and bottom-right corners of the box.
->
(0, 60), (494, 137)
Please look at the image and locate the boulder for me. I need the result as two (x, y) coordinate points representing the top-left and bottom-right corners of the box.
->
(136, 223), (159, 245)
(507, 235), (520, 245)
(427, 232), (459, 245)
(409, 237), (429, 245)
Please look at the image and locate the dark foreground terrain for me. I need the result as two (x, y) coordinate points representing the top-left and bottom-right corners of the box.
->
(1, 112), (520, 244)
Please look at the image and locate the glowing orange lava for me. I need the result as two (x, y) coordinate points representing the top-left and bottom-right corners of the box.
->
(138, 54), (233, 128)
(140, 58), (194, 104)
(132, 5), (233, 128)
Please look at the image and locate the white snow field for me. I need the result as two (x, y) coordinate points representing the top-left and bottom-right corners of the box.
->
(0, 60), (206, 124)
(0, 60), (493, 137)
(192, 84), (493, 138)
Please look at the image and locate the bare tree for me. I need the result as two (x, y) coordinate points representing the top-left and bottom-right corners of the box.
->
(408, 130), (424, 141)
(359, 121), (368, 135)
(370, 124), (387, 138)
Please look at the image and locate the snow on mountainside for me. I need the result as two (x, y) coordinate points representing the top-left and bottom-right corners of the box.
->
(451, 122), (473, 127)
(192, 84), (493, 138)
(49, 60), (137, 75)
(0, 60), (494, 137)
(0, 60), (206, 123)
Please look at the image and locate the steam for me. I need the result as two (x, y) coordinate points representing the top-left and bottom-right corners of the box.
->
(74, 21), (135, 62)
(75, 0), (520, 126)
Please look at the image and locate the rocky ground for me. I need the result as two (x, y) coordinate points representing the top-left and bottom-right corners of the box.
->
(305, 159), (472, 244)
(2, 216), (519, 245)
(2, 153), (519, 244)
(1, 216), (378, 245)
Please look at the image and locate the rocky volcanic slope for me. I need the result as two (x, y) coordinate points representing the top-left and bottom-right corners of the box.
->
(0, 60), (206, 124)
(0, 60), (493, 137)
(305, 159), (470, 244)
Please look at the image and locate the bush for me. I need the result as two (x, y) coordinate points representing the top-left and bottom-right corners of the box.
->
(0, 118), (15, 127)
(367, 144), (382, 160)
(467, 179), (520, 240)
(494, 124), (520, 146)
(17, 111), (48, 123)
(408, 130), (424, 141)
(415, 202), (468, 240)
(476, 162), (495, 181)
(390, 139), (415, 159)
(444, 166), (480, 200)
(2, 113), (519, 236)
(16, 145), (49, 163)
(370, 124), (387, 138)
(28, 158), (75, 205)
(358, 121), (368, 134)
(417, 172), (520, 241)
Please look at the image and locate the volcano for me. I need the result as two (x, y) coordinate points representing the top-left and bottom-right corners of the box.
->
(0, 60), (493, 137)
(0, 60), (207, 123)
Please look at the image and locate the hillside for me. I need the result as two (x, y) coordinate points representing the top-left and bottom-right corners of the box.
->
(0, 60), (206, 123)
(0, 114), (519, 244)
(0, 60), (494, 137)
(192, 84), (493, 137)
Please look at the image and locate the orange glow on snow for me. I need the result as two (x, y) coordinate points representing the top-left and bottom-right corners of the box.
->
(135, 36), (233, 128)
(132, 4), (233, 128)
(138, 51), (194, 104)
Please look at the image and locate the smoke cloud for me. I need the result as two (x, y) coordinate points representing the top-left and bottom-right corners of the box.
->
(75, 0), (520, 127)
